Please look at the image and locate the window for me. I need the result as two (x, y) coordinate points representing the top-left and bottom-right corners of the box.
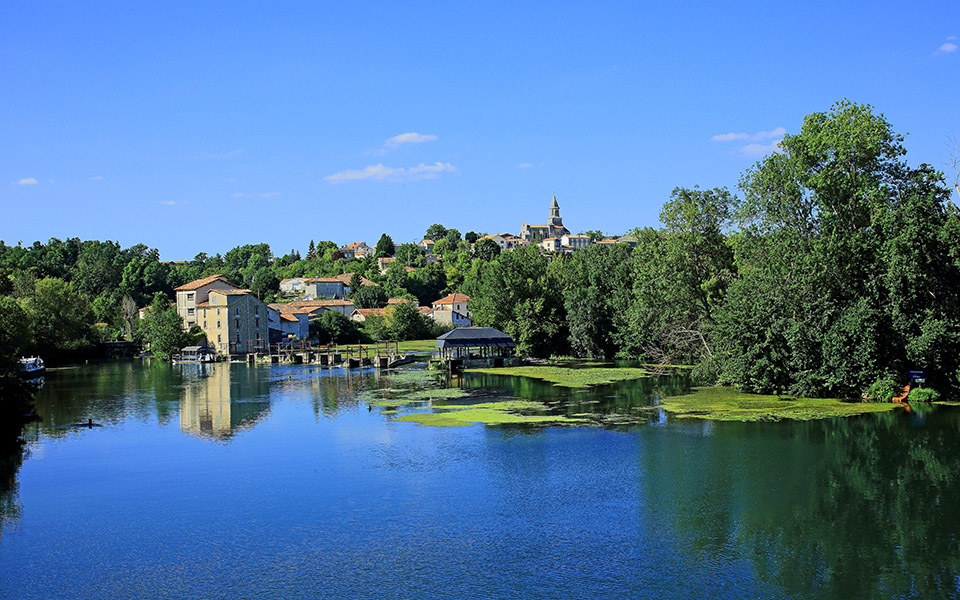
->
(217, 320), (221, 328)
(211, 296), (217, 304)
(235, 319), (240, 330)
(217, 308), (221, 316)
(236, 307), (241, 317)
(217, 334), (221, 343)
(255, 318), (260, 328)
(187, 293), (194, 301)
(187, 308), (194, 316)
(255, 306), (259, 316)
(236, 333), (241, 343)
(203, 321), (207, 328)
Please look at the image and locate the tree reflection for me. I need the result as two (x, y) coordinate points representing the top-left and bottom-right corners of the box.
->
(642, 409), (960, 598)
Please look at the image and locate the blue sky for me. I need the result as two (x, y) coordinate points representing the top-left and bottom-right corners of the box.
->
(3, 1), (958, 259)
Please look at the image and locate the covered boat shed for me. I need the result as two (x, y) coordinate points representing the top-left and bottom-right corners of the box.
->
(435, 327), (515, 360)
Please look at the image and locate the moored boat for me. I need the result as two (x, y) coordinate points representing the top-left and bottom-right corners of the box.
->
(18, 356), (46, 378)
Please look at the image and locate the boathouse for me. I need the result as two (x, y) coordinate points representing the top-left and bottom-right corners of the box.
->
(435, 327), (515, 363)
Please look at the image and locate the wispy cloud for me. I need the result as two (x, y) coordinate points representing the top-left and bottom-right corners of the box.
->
(161, 200), (176, 206)
(739, 142), (783, 157)
(385, 132), (438, 148)
(517, 162), (535, 168)
(259, 192), (280, 198)
(711, 126), (786, 157)
(232, 192), (248, 198)
(88, 175), (103, 181)
(935, 39), (958, 54)
(711, 127), (786, 142)
(12, 177), (38, 185)
(325, 162), (458, 183)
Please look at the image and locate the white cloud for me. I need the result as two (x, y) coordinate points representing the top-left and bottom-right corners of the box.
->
(384, 132), (438, 148)
(711, 127), (786, 143)
(12, 177), (38, 185)
(88, 175), (103, 181)
(224, 178), (237, 183)
(231, 192), (248, 198)
(517, 162), (535, 168)
(936, 42), (958, 53)
(324, 162), (458, 183)
(739, 141), (783, 157)
(161, 200), (176, 205)
(259, 192), (280, 198)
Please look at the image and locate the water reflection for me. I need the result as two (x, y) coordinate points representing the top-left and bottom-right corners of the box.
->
(641, 408), (960, 599)
(178, 364), (271, 440)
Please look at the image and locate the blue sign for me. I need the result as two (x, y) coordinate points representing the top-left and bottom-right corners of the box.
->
(908, 370), (926, 379)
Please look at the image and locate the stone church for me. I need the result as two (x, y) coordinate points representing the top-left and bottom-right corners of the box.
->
(520, 195), (570, 241)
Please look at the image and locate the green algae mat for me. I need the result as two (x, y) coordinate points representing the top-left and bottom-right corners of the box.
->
(395, 400), (585, 427)
(659, 387), (901, 422)
(466, 365), (652, 388)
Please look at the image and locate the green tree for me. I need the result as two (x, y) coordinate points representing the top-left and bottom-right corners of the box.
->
(352, 285), (388, 309)
(376, 234), (396, 257)
(144, 294), (189, 359)
(24, 277), (94, 355)
(473, 238), (501, 262)
(310, 310), (360, 344)
(394, 243), (426, 268)
(425, 224), (447, 241)
(464, 231), (480, 244)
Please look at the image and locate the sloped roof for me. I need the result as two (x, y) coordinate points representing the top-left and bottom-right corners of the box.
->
(175, 274), (236, 291)
(433, 293), (471, 306)
(435, 327), (514, 348)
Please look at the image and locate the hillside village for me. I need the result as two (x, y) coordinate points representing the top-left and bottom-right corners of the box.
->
(164, 195), (636, 356)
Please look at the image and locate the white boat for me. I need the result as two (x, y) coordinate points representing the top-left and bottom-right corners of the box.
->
(172, 346), (217, 363)
(19, 356), (46, 378)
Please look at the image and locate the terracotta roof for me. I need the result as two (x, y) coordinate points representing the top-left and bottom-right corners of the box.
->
(175, 274), (234, 291)
(269, 299), (355, 314)
(280, 313), (300, 322)
(346, 241), (367, 249)
(433, 293), (471, 306)
(332, 272), (378, 287)
(386, 298), (413, 305)
(212, 288), (254, 296)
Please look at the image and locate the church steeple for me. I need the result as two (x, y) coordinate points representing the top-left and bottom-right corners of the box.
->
(548, 194), (562, 227)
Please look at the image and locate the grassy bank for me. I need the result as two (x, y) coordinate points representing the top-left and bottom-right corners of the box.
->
(659, 387), (900, 422)
(467, 365), (652, 388)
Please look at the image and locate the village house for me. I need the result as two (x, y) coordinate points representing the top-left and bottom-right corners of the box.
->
(481, 233), (528, 252)
(339, 241), (373, 260)
(195, 288), (269, 355)
(266, 306), (310, 341)
(279, 273), (377, 300)
(174, 274), (241, 330)
(560, 234), (591, 250)
(430, 293), (472, 327)
(418, 239), (436, 254)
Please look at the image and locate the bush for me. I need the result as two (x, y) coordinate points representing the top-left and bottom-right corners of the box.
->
(908, 387), (940, 402)
(864, 375), (900, 402)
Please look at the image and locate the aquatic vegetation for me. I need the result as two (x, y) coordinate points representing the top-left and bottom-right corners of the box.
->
(659, 386), (900, 422)
(467, 365), (652, 388)
(396, 400), (585, 427)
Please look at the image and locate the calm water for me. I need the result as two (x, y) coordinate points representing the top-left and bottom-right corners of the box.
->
(2, 361), (959, 599)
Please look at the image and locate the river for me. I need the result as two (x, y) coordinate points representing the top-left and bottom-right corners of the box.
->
(1, 361), (958, 599)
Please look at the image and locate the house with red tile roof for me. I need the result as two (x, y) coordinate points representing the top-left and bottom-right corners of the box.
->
(175, 274), (240, 330)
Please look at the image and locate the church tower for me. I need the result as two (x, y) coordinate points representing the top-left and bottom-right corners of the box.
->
(547, 194), (567, 236)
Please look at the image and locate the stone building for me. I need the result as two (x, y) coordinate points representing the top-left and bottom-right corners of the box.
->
(520, 195), (570, 242)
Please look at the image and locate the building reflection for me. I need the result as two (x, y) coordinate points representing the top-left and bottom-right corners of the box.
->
(178, 363), (271, 441)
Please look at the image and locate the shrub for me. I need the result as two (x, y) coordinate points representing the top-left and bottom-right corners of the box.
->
(864, 375), (900, 402)
(908, 387), (940, 402)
